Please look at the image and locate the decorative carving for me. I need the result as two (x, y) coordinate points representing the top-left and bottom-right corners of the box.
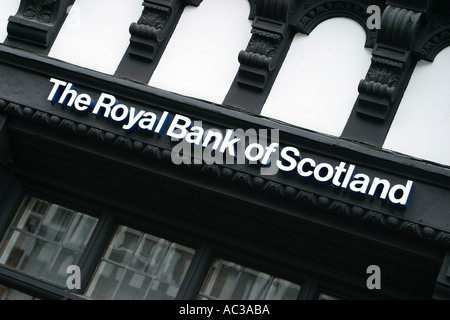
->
(304, 0), (319, 9)
(239, 33), (280, 70)
(127, 0), (202, 61)
(9, 126), (441, 295)
(357, 56), (403, 109)
(295, 0), (382, 48)
(130, 3), (171, 42)
(418, 14), (450, 61)
(22, 0), (57, 23)
(225, 0), (387, 113)
(6, 0), (72, 49)
(115, 0), (202, 82)
(236, 0), (297, 91)
(353, 4), (427, 121)
(1, 100), (449, 248)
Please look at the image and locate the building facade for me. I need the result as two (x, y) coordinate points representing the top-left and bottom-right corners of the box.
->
(0, 0), (449, 300)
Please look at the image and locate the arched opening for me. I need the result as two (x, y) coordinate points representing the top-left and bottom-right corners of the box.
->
(0, 0), (21, 42)
(49, 0), (143, 75)
(260, 18), (372, 137)
(148, 0), (252, 104)
(383, 46), (450, 167)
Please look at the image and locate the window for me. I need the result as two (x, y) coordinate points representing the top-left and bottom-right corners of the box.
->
(0, 197), (340, 300)
(198, 258), (301, 300)
(0, 197), (98, 287)
(48, 0), (143, 75)
(318, 292), (339, 300)
(0, 284), (39, 300)
(84, 225), (195, 300)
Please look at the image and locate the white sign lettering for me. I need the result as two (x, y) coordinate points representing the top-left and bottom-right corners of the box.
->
(47, 78), (414, 208)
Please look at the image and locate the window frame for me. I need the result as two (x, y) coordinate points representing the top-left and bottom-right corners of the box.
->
(83, 224), (197, 300)
(0, 196), (100, 284)
(0, 139), (353, 300)
(0, 190), (312, 300)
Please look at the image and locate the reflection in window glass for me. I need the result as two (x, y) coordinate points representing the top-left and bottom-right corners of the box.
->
(63, 213), (98, 250)
(85, 225), (195, 300)
(319, 292), (339, 300)
(199, 259), (301, 300)
(147, 280), (180, 300)
(86, 262), (124, 300)
(0, 284), (39, 300)
(20, 239), (58, 278)
(115, 270), (152, 300)
(36, 206), (73, 242)
(266, 278), (302, 300)
(201, 260), (241, 299)
(0, 197), (98, 287)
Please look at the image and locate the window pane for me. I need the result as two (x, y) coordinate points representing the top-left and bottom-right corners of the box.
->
(146, 280), (179, 300)
(85, 261), (125, 300)
(0, 197), (98, 287)
(0, 231), (33, 268)
(12, 198), (49, 233)
(114, 270), (152, 300)
(0, 284), (6, 298)
(201, 260), (241, 299)
(63, 213), (98, 250)
(200, 259), (302, 301)
(158, 243), (195, 285)
(319, 293), (339, 300)
(266, 278), (301, 300)
(232, 268), (271, 300)
(130, 234), (169, 274)
(45, 247), (81, 286)
(104, 226), (140, 265)
(0, 285), (39, 300)
(86, 226), (196, 300)
(3, 289), (35, 300)
(36, 205), (73, 242)
(19, 239), (57, 278)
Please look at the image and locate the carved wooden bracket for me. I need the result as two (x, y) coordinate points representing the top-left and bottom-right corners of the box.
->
(224, 0), (384, 113)
(115, 0), (202, 83)
(354, 1), (431, 121)
(6, 0), (74, 50)
(355, 5), (424, 121)
(127, 0), (202, 62)
(235, 0), (299, 91)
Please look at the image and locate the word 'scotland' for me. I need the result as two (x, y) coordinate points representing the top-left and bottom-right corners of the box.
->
(47, 78), (414, 208)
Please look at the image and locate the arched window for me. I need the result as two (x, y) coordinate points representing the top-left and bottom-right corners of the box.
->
(0, 0), (20, 42)
(49, 0), (143, 75)
(260, 18), (371, 137)
(383, 46), (450, 166)
(148, 0), (252, 104)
